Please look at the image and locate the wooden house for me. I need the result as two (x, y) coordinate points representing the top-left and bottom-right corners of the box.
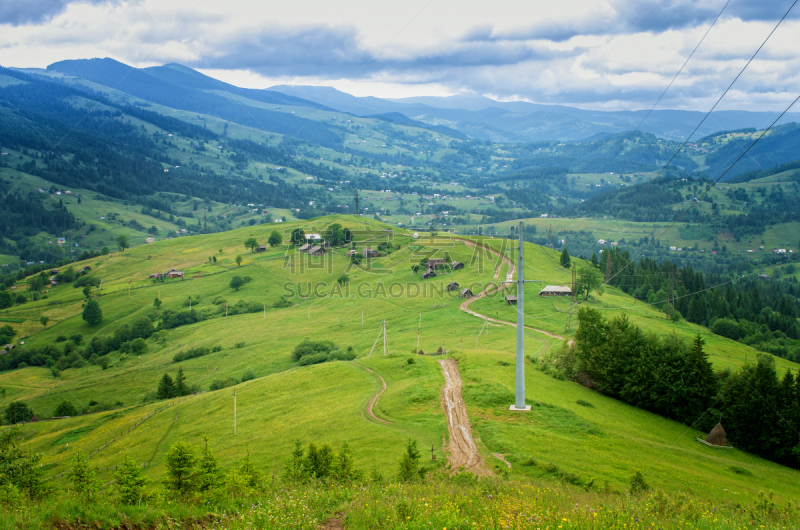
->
(451, 261), (464, 270)
(538, 285), (572, 297)
(505, 295), (517, 305)
(446, 281), (460, 292)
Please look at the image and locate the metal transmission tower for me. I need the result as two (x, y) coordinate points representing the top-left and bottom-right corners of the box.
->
(510, 221), (531, 411)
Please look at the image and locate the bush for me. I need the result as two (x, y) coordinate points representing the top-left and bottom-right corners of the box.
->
(54, 400), (78, 417)
(298, 353), (329, 366)
(73, 275), (100, 289)
(234, 341), (245, 348)
(131, 338), (147, 354)
(630, 471), (649, 495)
(274, 298), (292, 308)
(241, 369), (256, 382)
(209, 378), (238, 391)
(173, 347), (211, 363)
(711, 318), (742, 340)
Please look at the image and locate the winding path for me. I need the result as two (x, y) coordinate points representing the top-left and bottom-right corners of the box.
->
(351, 362), (393, 424)
(458, 239), (568, 342)
(439, 358), (489, 475)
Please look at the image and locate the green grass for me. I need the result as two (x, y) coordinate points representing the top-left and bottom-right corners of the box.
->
(1, 214), (798, 506)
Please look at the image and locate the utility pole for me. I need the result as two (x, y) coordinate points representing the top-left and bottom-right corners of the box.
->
(204, 213), (208, 234)
(416, 312), (421, 352)
(383, 320), (388, 356)
(355, 190), (360, 216)
(548, 224), (553, 250)
(234, 390), (237, 435)
(511, 221), (530, 411)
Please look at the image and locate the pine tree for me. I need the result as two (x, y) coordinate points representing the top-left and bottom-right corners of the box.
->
(560, 247), (571, 268)
(196, 436), (221, 492)
(156, 373), (175, 400)
(174, 368), (187, 397)
(398, 439), (422, 482)
(164, 440), (196, 493)
(115, 453), (147, 505)
(239, 449), (261, 488)
(67, 451), (97, 503)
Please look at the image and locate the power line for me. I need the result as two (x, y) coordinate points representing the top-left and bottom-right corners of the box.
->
(570, 0), (796, 262)
(603, 91), (800, 286)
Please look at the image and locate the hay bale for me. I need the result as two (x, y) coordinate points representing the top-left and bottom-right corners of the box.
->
(706, 423), (727, 446)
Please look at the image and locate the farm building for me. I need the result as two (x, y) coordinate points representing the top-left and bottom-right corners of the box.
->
(422, 269), (436, 279)
(451, 261), (464, 270)
(539, 285), (572, 297)
(298, 243), (311, 252)
(446, 281), (460, 292)
(304, 233), (323, 243)
(759, 274), (771, 280)
(426, 258), (447, 268)
(165, 269), (184, 279)
(505, 295), (517, 305)
(307, 246), (326, 257)
(255, 245), (267, 253)
(460, 289), (474, 298)
(146, 237), (155, 243)
(363, 247), (381, 258)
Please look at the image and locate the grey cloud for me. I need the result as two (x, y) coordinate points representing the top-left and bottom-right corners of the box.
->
(194, 26), (555, 77)
(0, 0), (115, 25)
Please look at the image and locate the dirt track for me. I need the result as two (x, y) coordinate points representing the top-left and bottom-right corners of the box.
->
(439, 358), (488, 475)
(458, 239), (567, 342)
(351, 362), (392, 424)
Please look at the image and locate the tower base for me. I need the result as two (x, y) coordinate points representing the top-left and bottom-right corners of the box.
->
(509, 405), (531, 411)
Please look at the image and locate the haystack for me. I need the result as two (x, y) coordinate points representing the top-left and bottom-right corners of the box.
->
(436, 346), (443, 355)
(705, 423), (727, 446)
(418, 350), (424, 355)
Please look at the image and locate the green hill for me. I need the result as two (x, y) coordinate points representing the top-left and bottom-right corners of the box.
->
(1, 214), (798, 513)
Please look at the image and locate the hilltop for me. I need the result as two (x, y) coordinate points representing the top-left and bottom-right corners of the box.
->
(0, 214), (798, 518)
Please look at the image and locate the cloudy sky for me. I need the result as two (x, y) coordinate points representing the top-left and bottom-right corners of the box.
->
(0, 0), (797, 111)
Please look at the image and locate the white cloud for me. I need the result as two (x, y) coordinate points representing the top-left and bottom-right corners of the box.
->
(0, 0), (797, 111)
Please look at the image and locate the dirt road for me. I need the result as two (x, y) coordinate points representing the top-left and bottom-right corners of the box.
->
(439, 358), (489, 475)
(351, 362), (392, 424)
(458, 239), (568, 342)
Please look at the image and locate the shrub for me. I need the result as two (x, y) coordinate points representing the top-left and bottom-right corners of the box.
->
(274, 298), (292, 308)
(241, 369), (256, 382)
(234, 341), (245, 348)
(629, 471), (649, 495)
(54, 400), (78, 417)
(131, 338), (147, 354)
(173, 347), (211, 363)
(209, 378), (238, 391)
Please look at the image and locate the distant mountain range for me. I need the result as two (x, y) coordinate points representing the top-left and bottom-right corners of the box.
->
(270, 85), (800, 143)
(21, 58), (800, 143)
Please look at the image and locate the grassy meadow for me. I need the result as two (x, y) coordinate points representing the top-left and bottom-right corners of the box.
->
(0, 214), (799, 517)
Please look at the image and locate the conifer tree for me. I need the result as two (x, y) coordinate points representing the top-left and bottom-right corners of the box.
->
(560, 247), (571, 268)
(164, 440), (196, 493)
(196, 435), (221, 492)
(174, 368), (187, 397)
(115, 453), (147, 505)
(67, 451), (97, 503)
(156, 373), (175, 399)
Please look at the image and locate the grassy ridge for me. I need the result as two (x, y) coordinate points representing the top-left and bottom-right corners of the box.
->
(0, 214), (798, 506)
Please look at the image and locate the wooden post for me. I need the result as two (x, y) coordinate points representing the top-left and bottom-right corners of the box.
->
(234, 390), (237, 435)
(383, 320), (388, 356)
(226, 303), (228, 317)
(264, 304), (266, 319)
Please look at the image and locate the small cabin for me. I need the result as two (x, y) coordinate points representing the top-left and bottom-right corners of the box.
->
(255, 245), (267, 253)
(166, 269), (184, 279)
(422, 270), (437, 280)
(308, 246), (326, 257)
(460, 289), (474, 299)
(363, 248), (381, 258)
(298, 243), (311, 253)
(446, 281), (460, 292)
(426, 258), (447, 268)
(538, 285), (572, 297)
(451, 261), (464, 270)
(146, 237), (155, 244)
(505, 295), (517, 305)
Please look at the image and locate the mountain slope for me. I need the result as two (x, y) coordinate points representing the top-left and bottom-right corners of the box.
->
(47, 58), (342, 147)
